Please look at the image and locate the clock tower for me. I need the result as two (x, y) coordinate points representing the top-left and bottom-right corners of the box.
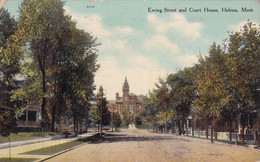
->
(122, 76), (129, 109)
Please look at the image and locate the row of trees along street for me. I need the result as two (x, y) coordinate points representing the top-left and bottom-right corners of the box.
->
(0, 0), (102, 136)
(136, 21), (260, 146)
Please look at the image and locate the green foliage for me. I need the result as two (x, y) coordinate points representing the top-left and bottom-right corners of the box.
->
(91, 86), (110, 126)
(223, 22), (259, 127)
(0, 111), (17, 137)
(12, 62), (42, 102)
(9, 0), (99, 131)
(112, 112), (121, 128)
(138, 95), (159, 126)
(193, 44), (230, 120)
(90, 105), (100, 124)
(0, 8), (21, 108)
(135, 115), (142, 126)
(157, 110), (175, 125)
(122, 107), (131, 126)
(226, 22), (259, 109)
(143, 21), (259, 130)
(167, 67), (196, 120)
(155, 78), (170, 111)
(97, 86), (110, 126)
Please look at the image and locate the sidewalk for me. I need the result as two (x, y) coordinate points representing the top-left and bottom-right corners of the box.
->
(0, 132), (96, 161)
(0, 137), (53, 149)
(185, 134), (258, 149)
(149, 130), (258, 149)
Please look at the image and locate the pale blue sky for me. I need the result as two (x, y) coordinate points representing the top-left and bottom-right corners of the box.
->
(4, 0), (259, 100)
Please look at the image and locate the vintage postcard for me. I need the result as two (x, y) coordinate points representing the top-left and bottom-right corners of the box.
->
(0, 0), (259, 161)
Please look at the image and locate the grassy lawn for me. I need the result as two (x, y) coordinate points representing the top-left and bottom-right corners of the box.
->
(24, 133), (100, 155)
(24, 140), (83, 155)
(0, 132), (58, 143)
(0, 158), (39, 162)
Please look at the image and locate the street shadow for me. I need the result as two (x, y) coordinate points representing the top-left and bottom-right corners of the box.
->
(89, 133), (191, 144)
(183, 135), (257, 148)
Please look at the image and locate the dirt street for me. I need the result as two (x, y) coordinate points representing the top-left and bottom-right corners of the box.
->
(47, 129), (260, 162)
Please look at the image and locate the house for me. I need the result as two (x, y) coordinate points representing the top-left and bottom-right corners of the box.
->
(16, 103), (41, 131)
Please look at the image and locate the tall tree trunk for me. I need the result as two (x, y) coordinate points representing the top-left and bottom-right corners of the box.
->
(178, 120), (181, 135)
(76, 118), (79, 134)
(38, 38), (48, 130)
(172, 120), (174, 133)
(240, 125), (245, 144)
(185, 118), (189, 136)
(41, 69), (47, 129)
(165, 110), (168, 133)
(229, 119), (232, 142)
(211, 125), (214, 143)
(111, 112), (114, 132)
(50, 97), (57, 132)
(73, 114), (76, 134)
(182, 120), (185, 135)
(214, 119), (217, 139)
(192, 117), (194, 137)
(184, 119), (188, 136)
(257, 108), (260, 147)
(205, 118), (209, 138)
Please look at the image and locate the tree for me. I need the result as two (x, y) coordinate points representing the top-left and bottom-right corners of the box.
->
(193, 45), (229, 139)
(122, 107), (131, 126)
(90, 104), (100, 129)
(135, 90), (160, 131)
(225, 21), (260, 144)
(56, 27), (98, 133)
(167, 67), (197, 135)
(135, 115), (142, 126)
(14, 0), (99, 132)
(0, 8), (20, 108)
(94, 86), (110, 135)
(0, 111), (16, 137)
(15, 0), (70, 128)
(113, 112), (121, 130)
(155, 78), (171, 133)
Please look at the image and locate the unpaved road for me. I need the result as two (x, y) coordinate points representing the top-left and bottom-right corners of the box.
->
(47, 129), (260, 162)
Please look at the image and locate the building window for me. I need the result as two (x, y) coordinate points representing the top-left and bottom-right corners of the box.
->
(19, 113), (26, 121)
(188, 119), (192, 127)
(28, 111), (37, 121)
(130, 105), (134, 114)
(196, 119), (200, 128)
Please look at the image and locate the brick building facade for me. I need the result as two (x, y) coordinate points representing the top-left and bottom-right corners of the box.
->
(107, 77), (146, 123)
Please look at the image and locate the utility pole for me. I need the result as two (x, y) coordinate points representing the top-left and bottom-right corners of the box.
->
(256, 87), (260, 148)
(257, 95), (260, 148)
(111, 107), (114, 132)
(100, 89), (103, 137)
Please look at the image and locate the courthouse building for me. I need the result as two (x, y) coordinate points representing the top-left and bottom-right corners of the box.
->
(107, 77), (146, 123)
